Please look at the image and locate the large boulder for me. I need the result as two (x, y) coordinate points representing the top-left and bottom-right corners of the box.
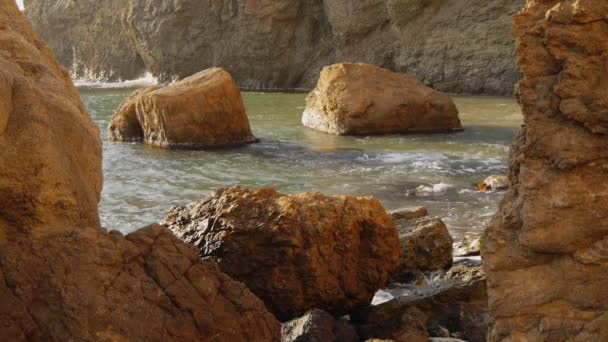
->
(108, 67), (257, 149)
(482, 1), (608, 340)
(0, 5), (281, 340)
(162, 186), (401, 321)
(301, 63), (462, 135)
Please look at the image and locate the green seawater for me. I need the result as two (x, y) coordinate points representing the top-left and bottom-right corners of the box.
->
(80, 89), (522, 240)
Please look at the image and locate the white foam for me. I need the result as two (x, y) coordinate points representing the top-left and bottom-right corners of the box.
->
(74, 72), (158, 89)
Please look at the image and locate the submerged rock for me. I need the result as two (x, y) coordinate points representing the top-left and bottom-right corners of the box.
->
(388, 207), (429, 221)
(483, 1), (608, 340)
(0, 5), (280, 340)
(162, 186), (401, 321)
(25, 0), (524, 96)
(108, 68), (256, 149)
(281, 309), (359, 342)
(302, 63), (462, 135)
(392, 216), (454, 281)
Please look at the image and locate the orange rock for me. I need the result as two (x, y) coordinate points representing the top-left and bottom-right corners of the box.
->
(482, 1), (608, 340)
(108, 68), (257, 149)
(162, 186), (402, 321)
(302, 63), (462, 135)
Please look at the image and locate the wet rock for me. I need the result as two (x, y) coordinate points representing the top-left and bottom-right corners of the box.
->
(453, 235), (481, 257)
(389, 207), (428, 221)
(392, 216), (454, 281)
(108, 68), (256, 149)
(162, 186), (401, 321)
(302, 63), (462, 135)
(482, 1), (608, 340)
(0, 0), (102, 233)
(0, 5), (280, 340)
(281, 309), (359, 342)
(478, 175), (509, 192)
(25, 0), (524, 96)
(353, 278), (488, 342)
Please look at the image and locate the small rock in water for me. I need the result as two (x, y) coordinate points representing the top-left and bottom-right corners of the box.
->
(388, 206), (428, 221)
(409, 183), (452, 197)
(453, 235), (481, 257)
(477, 175), (509, 192)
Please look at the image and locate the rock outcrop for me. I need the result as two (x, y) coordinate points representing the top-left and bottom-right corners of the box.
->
(25, 0), (524, 95)
(108, 68), (256, 149)
(0, 4), (280, 340)
(281, 309), (359, 342)
(302, 63), (462, 135)
(392, 215), (454, 281)
(482, 1), (608, 341)
(162, 186), (401, 321)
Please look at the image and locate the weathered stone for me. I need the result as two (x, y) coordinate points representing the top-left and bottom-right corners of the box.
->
(392, 216), (454, 281)
(108, 68), (256, 149)
(482, 1), (608, 340)
(480, 175), (509, 191)
(281, 309), (359, 342)
(0, 5), (280, 341)
(25, 0), (524, 95)
(453, 235), (481, 257)
(388, 207), (428, 221)
(353, 279), (488, 342)
(162, 186), (401, 321)
(302, 63), (462, 135)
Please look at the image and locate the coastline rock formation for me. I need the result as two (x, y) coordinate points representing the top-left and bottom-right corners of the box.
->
(482, 0), (608, 341)
(302, 64), (462, 135)
(162, 186), (401, 321)
(25, 0), (524, 95)
(0, 4), (280, 340)
(281, 309), (359, 342)
(108, 68), (256, 149)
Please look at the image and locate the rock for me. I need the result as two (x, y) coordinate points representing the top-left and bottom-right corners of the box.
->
(388, 207), (428, 221)
(162, 186), (401, 321)
(453, 236), (481, 257)
(108, 68), (256, 149)
(302, 63), (462, 135)
(0, 0), (102, 233)
(353, 279), (488, 342)
(482, 1), (608, 341)
(281, 309), (359, 342)
(0, 5), (281, 340)
(478, 175), (509, 192)
(392, 216), (454, 281)
(25, 0), (524, 95)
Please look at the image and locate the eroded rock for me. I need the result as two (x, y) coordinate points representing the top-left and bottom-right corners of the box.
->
(162, 186), (401, 321)
(108, 68), (256, 149)
(302, 63), (462, 135)
(482, 1), (608, 340)
(281, 309), (359, 342)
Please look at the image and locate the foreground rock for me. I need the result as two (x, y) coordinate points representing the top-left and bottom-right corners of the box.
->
(281, 309), (359, 342)
(0, 5), (280, 340)
(354, 274), (488, 341)
(482, 1), (608, 340)
(162, 187), (401, 321)
(108, 68), (256, 149)
(392, 215), (454, 281)
(26, 0), (523, 95)
(302, 63), (462, 135)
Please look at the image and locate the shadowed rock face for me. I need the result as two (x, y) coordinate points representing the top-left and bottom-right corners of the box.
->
(482, 1), (608, 341)
(0, 3), (280, 340)
(25, 0), (524, 95)
(162, 186), (401, 321)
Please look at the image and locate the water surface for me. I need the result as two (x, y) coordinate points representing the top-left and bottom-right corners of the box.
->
(80, 89), (522, 240)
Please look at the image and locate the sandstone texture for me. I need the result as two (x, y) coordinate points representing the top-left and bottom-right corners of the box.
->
(25, 0), (524, 95)
(392, 215), (454, 281)
(353, 278), (488, 342)
(302, 63), (462, 135)
(0, 0), (102, 234)
(108, 67), (256, 149)
(281, 309), (359, 342)
(162, 186), (401, 321)
(482, 0), (608, 341)
(0, 4), (280, 340)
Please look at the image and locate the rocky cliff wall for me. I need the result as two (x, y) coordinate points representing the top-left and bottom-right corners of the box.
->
(24, 0), (524, 95)
(482, 0), (608, 340)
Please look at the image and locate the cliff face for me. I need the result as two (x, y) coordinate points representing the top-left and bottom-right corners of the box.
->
(482, 0), (608, 340)
(25, 0), (524, 95)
